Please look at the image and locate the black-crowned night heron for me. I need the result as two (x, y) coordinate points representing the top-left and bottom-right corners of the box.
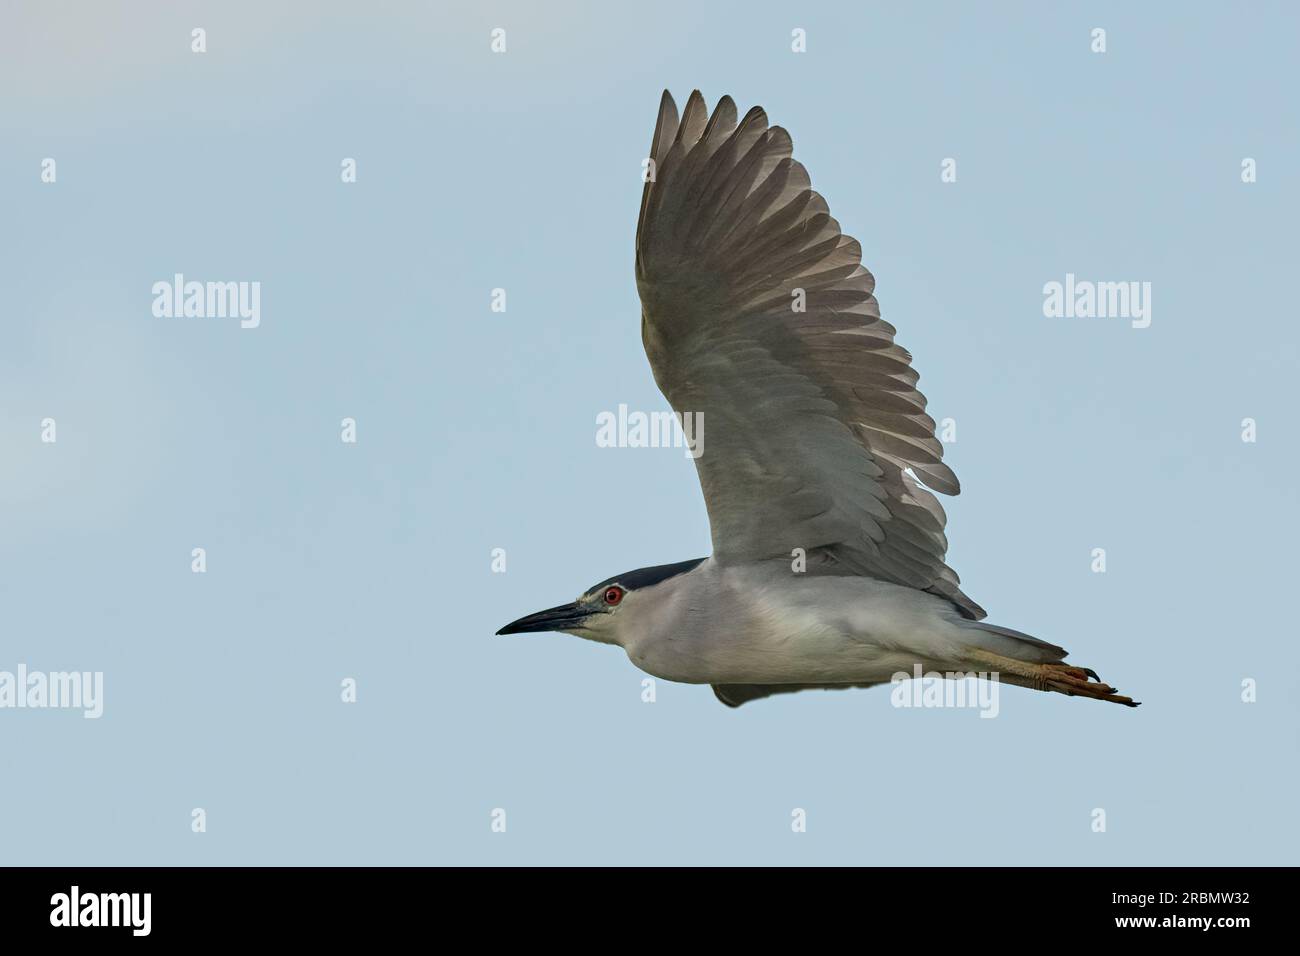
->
(498, 91), (1138, 709)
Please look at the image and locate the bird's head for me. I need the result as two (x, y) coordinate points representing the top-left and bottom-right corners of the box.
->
(496, 558), (705, 646)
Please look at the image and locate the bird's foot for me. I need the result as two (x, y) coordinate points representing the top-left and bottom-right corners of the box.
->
(1037, 663), (1140, 707)
(963, 649), (1140, 707)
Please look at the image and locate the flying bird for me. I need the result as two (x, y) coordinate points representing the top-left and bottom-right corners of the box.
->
(498, 90), (1138, 709)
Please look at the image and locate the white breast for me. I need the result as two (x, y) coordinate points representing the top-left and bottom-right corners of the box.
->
(620, 561), (969, 685)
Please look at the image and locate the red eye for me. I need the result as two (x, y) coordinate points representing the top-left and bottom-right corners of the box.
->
(603, 586), (624, 606)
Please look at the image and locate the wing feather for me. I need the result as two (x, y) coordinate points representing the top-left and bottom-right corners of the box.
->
(635, 91), (984, 619)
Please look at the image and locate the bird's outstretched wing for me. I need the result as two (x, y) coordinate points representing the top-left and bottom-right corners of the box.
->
(635, 90), (984, 619)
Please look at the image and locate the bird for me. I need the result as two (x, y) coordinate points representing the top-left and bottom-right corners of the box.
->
(497, 90), (1138, 709)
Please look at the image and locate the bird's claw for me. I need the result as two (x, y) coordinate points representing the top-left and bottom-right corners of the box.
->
(1040, 663), (1140, 707)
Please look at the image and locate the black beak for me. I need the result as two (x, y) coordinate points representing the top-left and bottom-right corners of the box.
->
(496, 601), (592, 635)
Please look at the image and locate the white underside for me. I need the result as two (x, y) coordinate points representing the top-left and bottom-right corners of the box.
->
(614, 558), (981, 685)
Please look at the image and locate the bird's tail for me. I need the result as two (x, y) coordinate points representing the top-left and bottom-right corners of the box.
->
(965, 621), (1067, 664)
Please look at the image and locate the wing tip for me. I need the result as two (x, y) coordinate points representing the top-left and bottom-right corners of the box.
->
(712, 685), (745, 708)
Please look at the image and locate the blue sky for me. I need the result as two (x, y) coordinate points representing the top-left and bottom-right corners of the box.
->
(2, 0), (1297, 864)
